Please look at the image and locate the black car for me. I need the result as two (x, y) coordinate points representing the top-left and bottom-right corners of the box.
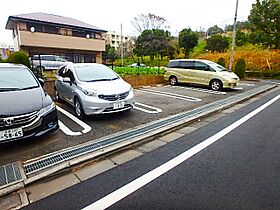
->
(0, 63), (59, 143)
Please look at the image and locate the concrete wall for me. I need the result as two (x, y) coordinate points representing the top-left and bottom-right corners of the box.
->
(44, 75), (166, 97)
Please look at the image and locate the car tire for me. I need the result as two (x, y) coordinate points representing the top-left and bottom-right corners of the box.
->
(55, 89), (62, 103)
(210, 79), (223, 91)
(74, 98), (86, 119)
(169, 76), (178, 86)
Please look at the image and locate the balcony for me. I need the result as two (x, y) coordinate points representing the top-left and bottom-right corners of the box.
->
(18, 31), (105, 52)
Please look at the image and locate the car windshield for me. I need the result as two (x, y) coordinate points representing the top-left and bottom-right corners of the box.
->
(0, 67), (39, 92)
(74, 65), (119, 82)
(208, 62), (228, 72)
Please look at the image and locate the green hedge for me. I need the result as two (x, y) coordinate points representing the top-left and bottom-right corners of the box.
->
(5, 51), (31, 68)
(235, 58), (246, 79)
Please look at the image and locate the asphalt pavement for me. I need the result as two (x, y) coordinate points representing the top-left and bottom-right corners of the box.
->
(24, 87), (280, 210)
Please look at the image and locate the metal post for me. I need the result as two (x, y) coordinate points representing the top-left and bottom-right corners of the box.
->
(120, 24), (124, 66)
(229, 0), (239, 71)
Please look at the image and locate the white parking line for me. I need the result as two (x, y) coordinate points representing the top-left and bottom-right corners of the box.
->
(58, 121), (82, 136)
(136, 89), (201, 102)
(134, 102), (162, 114)
(82, 94), (280, 210)
(165, 85), (226, 95)
(56, 106), (91, 135)
(267, 81), (280, 85)
(239, 83), (256, 86)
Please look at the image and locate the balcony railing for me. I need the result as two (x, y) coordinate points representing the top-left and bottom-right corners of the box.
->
(18, 31), (105, 52)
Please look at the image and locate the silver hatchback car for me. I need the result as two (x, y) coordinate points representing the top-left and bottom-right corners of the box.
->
(55, 63), (135, 118)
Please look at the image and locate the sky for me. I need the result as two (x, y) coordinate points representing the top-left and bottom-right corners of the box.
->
(0, 0), (256, 46)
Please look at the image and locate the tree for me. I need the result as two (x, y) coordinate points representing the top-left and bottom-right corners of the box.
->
(102, 45), (118, 63)
(248, 0), (280, 48)
(179, 28), (199, 58)
(5, 51), (31, 68)
(224, 21), (251, 32)
(236, 30), (249, 46)
(205, 35), (229, 52)
(134, 29), (171, 60)
(207, 25), (223, 36)
(131, 13), (168, 33)
(217, 57), (226, 67)
(235, 58), (246, 79)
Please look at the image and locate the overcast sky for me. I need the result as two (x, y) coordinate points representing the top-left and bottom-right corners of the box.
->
(0, 0), (256, 46)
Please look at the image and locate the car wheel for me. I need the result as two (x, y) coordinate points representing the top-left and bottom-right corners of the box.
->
(210, 80), (223, 91)
(74, 98), (85, 119)
(55, 89), (62, 103)
(169, 76), (178, 86)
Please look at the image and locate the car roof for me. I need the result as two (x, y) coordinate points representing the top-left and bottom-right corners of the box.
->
(68, 63), (105, 68)
(0, 63), (28, 69)
(169, 59), (214, 64)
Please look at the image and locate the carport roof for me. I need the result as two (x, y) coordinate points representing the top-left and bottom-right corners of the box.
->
(6, 12), (107, 33)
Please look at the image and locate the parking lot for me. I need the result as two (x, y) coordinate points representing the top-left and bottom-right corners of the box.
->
(0, 81), (263, 165)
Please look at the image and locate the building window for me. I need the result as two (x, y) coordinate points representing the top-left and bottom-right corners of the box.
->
(44, 25), (58, 34)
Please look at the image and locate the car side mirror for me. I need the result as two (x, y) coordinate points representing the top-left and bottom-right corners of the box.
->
(63, 77), (72, 84)
(38, 78), (45, 87)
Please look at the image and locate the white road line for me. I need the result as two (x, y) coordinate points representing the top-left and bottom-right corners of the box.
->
(267, 81), (280, 85)
(165, 85), (226, 95)
(136, 89), (201, 102)
(134, 102), (162, 114)
(58, 121), (81, 136)
(56, 106), (91, 134)
(239, 83), (256, 86)
(233, 87), (243, 90)
(83, 94), (280, 210)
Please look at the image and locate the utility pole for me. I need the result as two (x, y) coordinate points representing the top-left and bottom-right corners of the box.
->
(229, 0), (239, 71)
(120, 24), (124, 66)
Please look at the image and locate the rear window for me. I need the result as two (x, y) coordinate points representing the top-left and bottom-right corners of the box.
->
(167, 61), (180, 68)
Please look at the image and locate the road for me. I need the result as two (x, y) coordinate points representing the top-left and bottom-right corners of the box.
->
(24, 87), (280, 210)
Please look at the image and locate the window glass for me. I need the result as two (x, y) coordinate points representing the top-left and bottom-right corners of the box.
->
(194, 61), (209, 71)
(74, 65), (119, 82)
(58, 66), (65, 76)
(0, 67), (38, 91)
(178, 61), (194, 69)
(63, 69), (75, 82)
(167, 61), (180, 68)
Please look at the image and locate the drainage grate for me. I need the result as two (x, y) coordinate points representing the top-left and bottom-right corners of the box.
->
(0, 162), (22, 187)
(23, 85), (275, 176)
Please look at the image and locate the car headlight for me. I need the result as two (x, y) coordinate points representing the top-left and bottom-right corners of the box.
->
(37, 102), (56, 117)
(80, 87), (97, 97)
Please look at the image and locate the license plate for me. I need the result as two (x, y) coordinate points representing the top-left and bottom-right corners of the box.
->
(113, 102), (125, 109)
(0, 128), (23, 141)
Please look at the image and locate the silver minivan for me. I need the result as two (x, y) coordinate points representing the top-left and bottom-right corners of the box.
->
(55, 63), (135, 118)
(31, 55), (69, 71)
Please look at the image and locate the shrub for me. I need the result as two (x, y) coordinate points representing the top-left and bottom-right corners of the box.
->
(0, 57), (3, 63)
(217, 57), (226, 67)
(5, 51), (31, 68)
(235, 58), (246, 79)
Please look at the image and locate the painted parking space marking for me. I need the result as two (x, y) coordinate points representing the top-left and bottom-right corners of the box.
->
(239, 83), (256, 86)
(267, 81), (280, 85)
(165, 85), (226, 95)
(58, 121), (81, 136)
(134, 102), (162, 114)
(136, 89), (201, 102)
(56, 106), (91, 136)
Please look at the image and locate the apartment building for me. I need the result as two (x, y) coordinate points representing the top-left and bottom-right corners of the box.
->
(5, 12), (107, 63)
(105, 31), (132, 50)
